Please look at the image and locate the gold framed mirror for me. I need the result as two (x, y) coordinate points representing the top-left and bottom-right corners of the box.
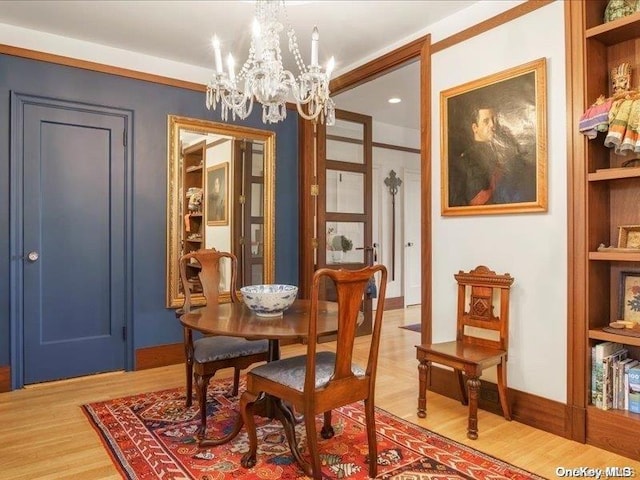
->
(166, 115), (275, 308)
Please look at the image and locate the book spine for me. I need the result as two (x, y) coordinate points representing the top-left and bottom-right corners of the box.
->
(628, 367), (640, 414)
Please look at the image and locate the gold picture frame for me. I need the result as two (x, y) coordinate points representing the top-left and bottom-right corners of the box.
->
(618, 225), (640, 249)
(205, 162), (229, 226)
(440, 58), (547, 216)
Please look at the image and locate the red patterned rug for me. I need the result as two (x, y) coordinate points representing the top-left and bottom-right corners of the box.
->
(82, 377), (544, 480)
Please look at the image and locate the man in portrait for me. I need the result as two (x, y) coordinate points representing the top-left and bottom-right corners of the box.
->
(448, 103), (536, 207)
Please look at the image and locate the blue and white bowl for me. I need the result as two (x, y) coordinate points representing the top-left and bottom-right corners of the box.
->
(240, 284), (298, 318)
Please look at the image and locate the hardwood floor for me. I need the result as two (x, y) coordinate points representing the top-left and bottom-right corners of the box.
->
(1, 306), (638, 479)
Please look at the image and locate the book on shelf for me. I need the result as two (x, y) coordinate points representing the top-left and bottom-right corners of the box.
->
(602, 348), (627, 410)
(592, 341), (623, 409)
(616, 358), (635, 409)
(623, 360), (639, 411)
(629, 366), (640, 414)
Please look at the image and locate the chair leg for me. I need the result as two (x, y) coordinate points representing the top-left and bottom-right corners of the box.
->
(184, 328), (194, 407)
(185, 360), (193, 407)
(497, 359), (512, 421)
(195, 373), (211, 439)
(417, 360), (430, 418)
(321, 410), (334, 439)
(466, 375), (480, 440)
(240, 391), (258, 468)
(232, 368), (241, 396)
(304, 407), (322, 480)
(364, 398), (378, 478)
(456, 369), (468, 405)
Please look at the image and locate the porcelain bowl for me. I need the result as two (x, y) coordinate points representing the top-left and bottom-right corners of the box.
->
(240, 284), (298, 317)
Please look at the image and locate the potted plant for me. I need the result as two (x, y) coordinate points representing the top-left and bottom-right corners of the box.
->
(327, 228), (353, 263)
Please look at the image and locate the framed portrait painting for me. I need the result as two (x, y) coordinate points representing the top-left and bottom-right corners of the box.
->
(206, 162), (228, 226)
(440, 58), (547, 216)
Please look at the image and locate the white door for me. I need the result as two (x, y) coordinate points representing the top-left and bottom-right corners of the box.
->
(403, 169), (421, 306)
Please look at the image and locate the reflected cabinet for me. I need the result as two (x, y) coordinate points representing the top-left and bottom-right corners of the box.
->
(166, 115), (276, 308)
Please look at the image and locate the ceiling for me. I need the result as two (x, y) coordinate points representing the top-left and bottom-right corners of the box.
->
(0, 0), (478, 129)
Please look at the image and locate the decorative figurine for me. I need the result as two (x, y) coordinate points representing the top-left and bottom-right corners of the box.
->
(611, 62), (632, 95)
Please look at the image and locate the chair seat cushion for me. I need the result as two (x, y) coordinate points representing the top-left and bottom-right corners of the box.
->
(248, 350), (365, 392)
(193, 336), (268, 363)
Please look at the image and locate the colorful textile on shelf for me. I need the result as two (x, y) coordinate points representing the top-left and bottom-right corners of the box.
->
(82, 377), (545, 480)
(580, 93), (640, 155)
(579, 96), (613, 139)
(605, 98), (633, 153)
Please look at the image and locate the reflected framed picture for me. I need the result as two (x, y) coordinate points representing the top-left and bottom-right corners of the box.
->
(440, 58), (547, 216)
(206, 162), (228, 226)
(618, 271), (640, 323)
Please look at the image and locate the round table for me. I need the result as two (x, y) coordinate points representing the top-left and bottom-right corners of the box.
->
(179, 299), (338, 455)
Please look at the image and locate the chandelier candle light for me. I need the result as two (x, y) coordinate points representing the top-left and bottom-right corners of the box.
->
(205, 0), (336, 125)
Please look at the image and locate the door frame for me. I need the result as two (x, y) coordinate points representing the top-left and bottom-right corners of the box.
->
(9, 92), (134, 389)
(299, 36), (432, 344)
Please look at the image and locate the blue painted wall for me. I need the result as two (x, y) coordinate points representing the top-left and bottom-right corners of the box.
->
(0, 54), (299, 367)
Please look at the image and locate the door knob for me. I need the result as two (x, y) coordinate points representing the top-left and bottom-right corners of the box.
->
(26, 251), (39, 262)
(406, 242), (414, 247)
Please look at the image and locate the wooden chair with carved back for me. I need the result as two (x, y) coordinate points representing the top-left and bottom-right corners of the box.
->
(239, 265), (387, 479)
(178, 248), (269, 443)
(416, 265), (514, 439)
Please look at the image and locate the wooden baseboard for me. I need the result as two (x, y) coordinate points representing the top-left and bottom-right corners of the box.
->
(0, 365), (10, 392)
(384, 296), (404, 310)
(427, 365), (569, 439)
(135, 343), (184, 370)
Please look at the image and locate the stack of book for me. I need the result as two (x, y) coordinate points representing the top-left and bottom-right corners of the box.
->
(591, 341), (640, 412)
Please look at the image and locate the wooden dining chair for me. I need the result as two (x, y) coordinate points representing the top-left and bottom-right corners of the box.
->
(239, 265), (387, 479)
(178, 248), (269, 442)
(416, 265), (514, 439)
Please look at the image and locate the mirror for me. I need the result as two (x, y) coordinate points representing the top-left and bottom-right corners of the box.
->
(166, 115), (275, 308)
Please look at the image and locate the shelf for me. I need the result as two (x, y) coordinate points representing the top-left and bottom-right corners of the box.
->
(589, 251), (640, 261)
(585, 12), (640, 45)
(189, 213), (203, 217)
(186, 165), (203, 173)
(589, 167), (640, 182)
(186, 238), (202, 243)
(589, 328), (640, 347)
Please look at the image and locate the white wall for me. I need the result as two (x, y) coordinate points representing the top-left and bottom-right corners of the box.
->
(430, 1), (567, 402)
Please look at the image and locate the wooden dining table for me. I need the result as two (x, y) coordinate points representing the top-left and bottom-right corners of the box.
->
(179, 299), (339, 463)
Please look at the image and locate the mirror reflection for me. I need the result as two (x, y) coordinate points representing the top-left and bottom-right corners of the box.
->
(166, 115), (275, 308)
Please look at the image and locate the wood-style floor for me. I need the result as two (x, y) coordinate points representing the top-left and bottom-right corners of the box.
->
(1, 306), (638, 479)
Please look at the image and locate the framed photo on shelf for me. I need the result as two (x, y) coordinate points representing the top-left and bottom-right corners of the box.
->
(205, 162), (228, 226)
(440, 58), (547, 216)
(618, 271), (640, 323)
(618, 225), (640, 249)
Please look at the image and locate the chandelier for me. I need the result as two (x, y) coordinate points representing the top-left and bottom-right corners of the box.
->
(205, 0), (336, 125)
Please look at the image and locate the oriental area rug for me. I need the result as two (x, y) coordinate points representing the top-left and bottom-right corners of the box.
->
(82, 377), (544, 480)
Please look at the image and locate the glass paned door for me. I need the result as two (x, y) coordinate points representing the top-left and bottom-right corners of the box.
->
(318, 110), (374, 334)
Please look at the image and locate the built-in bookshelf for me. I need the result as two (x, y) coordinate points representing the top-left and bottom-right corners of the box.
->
(568, 1), (640, 459)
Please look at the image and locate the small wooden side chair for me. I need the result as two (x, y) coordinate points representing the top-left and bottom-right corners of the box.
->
(178, 249), (269, 443)
(239, 265), (388, 479)
(416, 265), (514, 439)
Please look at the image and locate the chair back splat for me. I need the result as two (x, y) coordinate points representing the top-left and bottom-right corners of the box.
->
(417, 265), (514, 440)
(240, 264), (388, 479)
